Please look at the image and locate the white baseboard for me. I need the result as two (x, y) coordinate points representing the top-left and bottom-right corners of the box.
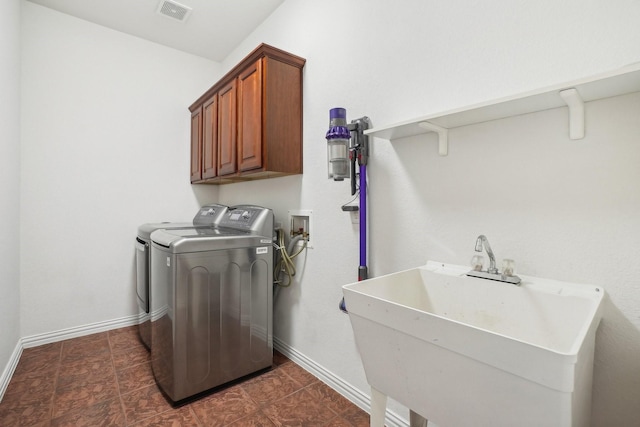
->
(0, 341), (22, 402)
(273, 336), (409, 427)
(0, 314), (140, 402)
(21, 314), (140, 349)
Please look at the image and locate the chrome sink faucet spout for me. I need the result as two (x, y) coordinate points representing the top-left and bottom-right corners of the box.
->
(468, 234), (521, 285)
(475, 235), (498, 274)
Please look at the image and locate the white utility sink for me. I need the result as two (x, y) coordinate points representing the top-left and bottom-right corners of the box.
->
(342, 261), (604, 427)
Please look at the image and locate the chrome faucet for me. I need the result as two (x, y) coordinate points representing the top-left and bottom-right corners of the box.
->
(467, 235), (521, 285)
(475, 235), (498, 274)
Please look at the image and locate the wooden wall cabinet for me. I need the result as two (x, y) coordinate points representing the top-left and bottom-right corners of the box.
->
(189, 44), (306, 184)
(202, 94), (218, 179)
(217, 81), (237, 177)
(190, 107), (202, 182)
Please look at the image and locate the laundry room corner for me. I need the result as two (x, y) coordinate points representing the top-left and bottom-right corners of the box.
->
(18, 1), (223, 338)
(0, 0), (22, 398)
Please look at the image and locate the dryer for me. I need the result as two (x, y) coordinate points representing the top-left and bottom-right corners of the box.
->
(150, 205), (273, 402)
(135, 204), (228, 349)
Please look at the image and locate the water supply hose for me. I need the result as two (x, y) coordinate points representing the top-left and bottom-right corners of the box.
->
(273, 228), (307, 289)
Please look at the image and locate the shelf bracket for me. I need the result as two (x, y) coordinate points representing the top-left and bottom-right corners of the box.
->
(418, 121), (448, 156)
(559, 88), (585, 140)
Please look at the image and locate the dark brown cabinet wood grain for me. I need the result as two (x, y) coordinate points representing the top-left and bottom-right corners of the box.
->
(190, 107), (202, 182)
(202, 94), (218, 179)
(238, 59), (262, 173)
(189, 44), (306, 184)
(217, 81), (237, 177)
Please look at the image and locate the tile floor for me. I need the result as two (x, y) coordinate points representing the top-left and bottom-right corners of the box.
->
(0, 326), (370, 426)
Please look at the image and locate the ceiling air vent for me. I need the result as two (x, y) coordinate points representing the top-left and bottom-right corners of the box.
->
(156, 0), (192, 23)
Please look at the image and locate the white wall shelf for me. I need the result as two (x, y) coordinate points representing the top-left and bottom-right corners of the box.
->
(365, 63), (640, 156)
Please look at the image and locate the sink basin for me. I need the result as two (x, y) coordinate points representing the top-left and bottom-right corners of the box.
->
(342, 261), (604, 427)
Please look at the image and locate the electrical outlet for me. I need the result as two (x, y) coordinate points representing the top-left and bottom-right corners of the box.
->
(288, 209), (313, 248)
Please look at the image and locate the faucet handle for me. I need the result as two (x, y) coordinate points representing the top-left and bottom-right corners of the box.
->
(502, 259), (516, 276)
(470, 255), (484, 271)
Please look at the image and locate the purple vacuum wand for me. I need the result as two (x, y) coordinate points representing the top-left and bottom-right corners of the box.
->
(326, 108), (370, 313)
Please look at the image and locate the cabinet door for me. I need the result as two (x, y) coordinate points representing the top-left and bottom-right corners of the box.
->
(238, 59), (263, 172)
(190, 107), (203, 182)
(217, 80), (237, 176)
(202, 95), (218, 179)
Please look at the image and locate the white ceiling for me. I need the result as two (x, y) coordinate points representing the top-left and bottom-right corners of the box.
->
(27, 0), (285, 62)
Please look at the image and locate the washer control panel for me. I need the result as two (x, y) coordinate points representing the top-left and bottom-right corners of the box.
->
(192, 204), (229, 225)
(219, 205), (273, 235)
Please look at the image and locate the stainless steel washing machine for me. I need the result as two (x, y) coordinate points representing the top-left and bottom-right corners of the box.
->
(149, 205), (273, 402)
(135, 204), (228, 349)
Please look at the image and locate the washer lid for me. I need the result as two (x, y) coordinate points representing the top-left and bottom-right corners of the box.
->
(137, 222), (196, 240)
(138, 204), (230, 239)
(150, 227), (271, 253)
